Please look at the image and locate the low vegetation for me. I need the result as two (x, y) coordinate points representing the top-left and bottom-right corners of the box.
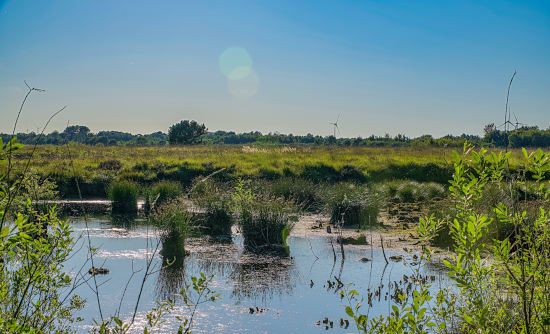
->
(323, 183), (380, 228)
(190, 179), (233, 236)
(108, 180), (139, 213)
(232, 180), (297, 252)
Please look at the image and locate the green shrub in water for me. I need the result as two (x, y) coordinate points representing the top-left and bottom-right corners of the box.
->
(108, 180), (139, 213)
(323, 183), (379, 228)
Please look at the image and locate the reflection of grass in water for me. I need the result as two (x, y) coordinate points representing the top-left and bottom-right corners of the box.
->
(156, 231), (187, 299)
(185, 236), (240, 277)
(110, 213), (138, 228)
(230, 252), (296, 302)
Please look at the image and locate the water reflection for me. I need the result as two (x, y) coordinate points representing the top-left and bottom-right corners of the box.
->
(110, 213), (139, 228)
(65, 215), (453, 334)
(186, 237), (240, 278)
(156, 232), (187, 299)
(230, 252), (296, 302)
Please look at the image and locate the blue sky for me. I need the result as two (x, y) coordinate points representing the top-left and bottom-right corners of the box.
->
(0, 0), (549, 137)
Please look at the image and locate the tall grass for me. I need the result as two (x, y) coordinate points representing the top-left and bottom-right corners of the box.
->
(108, 180), (139, 213)
(10, 145), (481, 197)
(267, 178), (322, 211)
(232, 180), (297, 252)
(322, 183), (379, 228)
(382, 180), (446, 203)
(151, 180), (182, 204)
(190, 179), (233, 236)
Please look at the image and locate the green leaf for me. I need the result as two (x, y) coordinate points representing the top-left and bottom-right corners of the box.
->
(345, 306), (354, 318)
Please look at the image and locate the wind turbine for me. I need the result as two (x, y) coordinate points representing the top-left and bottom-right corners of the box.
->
(330, 114), (341, 138)
(513, 113), (527, 130)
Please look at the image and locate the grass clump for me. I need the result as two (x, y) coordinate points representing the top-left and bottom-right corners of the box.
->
(151, 180), (183, 204)
(108, 180), (139, 213)
(190, 178), (233, 236)
(267, 178), (322, 211)
(150, 197), (192, 264)
(323, 183), (379, 228)
(232, 179), (297, 253)
(382, 180), (445, 203)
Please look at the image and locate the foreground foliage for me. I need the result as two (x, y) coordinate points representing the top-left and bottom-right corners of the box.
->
(344, 144), (550, 334)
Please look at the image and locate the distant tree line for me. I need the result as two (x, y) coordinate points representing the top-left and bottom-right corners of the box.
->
(0, 125), (168, 146)
(2, 122), (549, 148)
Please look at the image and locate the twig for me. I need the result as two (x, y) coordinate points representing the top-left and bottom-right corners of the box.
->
(380, 235), (389, 264)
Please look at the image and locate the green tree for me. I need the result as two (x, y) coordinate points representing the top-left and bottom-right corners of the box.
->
(168, 120), (207, 145)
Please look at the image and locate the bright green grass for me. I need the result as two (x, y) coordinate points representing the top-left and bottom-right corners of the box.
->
(6, 145), (531, 197)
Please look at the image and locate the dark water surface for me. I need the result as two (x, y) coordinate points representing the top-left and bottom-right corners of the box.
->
(66, 215), (450, 333)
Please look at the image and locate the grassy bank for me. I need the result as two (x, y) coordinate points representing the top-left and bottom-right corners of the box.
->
(6, 145), (530, 198)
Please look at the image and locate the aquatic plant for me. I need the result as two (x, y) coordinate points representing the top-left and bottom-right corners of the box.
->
(232, 179), (297, 252)
(323, 183), (379, 228)
(190, 178), (233, 236)
(151, 180), (183, 204)
(151, 197), (191, 241)
(108, 180), (139, 213)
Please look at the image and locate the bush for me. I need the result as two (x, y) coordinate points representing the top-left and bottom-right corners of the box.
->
(108, 180), (139, 213)
(151, 180), (183, 204)
(323, 183), (379, 228)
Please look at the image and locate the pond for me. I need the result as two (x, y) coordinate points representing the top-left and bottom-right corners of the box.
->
(66, 215), (451, 333)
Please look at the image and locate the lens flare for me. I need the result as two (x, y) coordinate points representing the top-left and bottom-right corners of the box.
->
(227, 69), (259, 99)
(219, 47), (253, 80)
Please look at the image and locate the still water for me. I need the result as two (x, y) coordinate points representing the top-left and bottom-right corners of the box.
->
(66, 215), (449, 333)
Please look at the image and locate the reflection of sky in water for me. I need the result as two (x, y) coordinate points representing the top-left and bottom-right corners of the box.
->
(67, 216), (451, 333)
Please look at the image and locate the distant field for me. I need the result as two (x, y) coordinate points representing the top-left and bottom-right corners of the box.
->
(7, 144), (529, 197)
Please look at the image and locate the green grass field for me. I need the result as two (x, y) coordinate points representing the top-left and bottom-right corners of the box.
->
(7, 144), (529, 197)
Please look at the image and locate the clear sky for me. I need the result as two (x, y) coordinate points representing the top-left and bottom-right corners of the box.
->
(0, 0), (549, 137)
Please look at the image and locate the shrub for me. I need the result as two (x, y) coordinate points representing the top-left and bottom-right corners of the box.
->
(151, 180), (183, 204)
(323, 183), (379, 228)
(108, 180), (139, 213)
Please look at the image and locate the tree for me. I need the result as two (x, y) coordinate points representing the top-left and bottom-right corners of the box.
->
(62, 125), (90, 142)
(168, 120), (207, 145)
